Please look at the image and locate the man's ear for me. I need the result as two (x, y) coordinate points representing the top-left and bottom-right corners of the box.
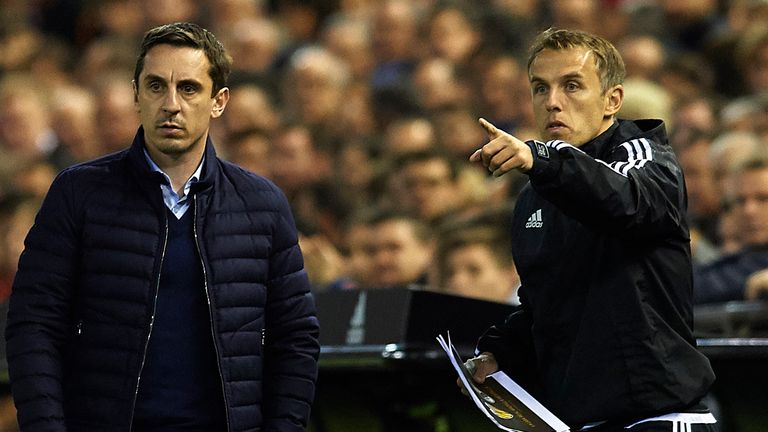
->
(132, 80), (139, 108)
(211, 87), (230, 119)
(604, 84), (624, 116)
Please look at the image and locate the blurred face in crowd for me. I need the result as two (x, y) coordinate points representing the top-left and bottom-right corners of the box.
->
(529, 47), (622, 146)
(229, 132), (271, 177)
(98, 81), (141, 152)
(345, 223), (374, 288)
(368, 219), (432, 287)
(269, 126), (328, 192)
(731, 166), (768, 246)
(0, 92), (49, 155)
(443, 243), (516, 303)
(290, 51), (346, 124)
(429, 7), (480, 65)
(401, 158), (463, 221)
(372, 0), (417, 62)
(224, 85), (279, 135)
(679, 137), (720, 218)
(746, 42), (768, 94)
(134, 44), (229, 163)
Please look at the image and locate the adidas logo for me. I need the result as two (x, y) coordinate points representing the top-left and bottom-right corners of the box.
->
(525, 209), (543, 228)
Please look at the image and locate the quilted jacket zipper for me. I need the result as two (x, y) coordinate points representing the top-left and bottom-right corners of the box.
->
(192, 194), (231, 431)
(128, 212), (169, 431)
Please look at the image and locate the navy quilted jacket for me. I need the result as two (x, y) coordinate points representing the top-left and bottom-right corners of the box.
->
(5, 128), (320, 431)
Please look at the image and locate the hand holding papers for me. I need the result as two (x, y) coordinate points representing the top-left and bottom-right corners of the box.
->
(436, 333), (569, 432)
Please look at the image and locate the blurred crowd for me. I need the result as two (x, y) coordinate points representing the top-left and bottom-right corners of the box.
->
(1, 0), (768, 312)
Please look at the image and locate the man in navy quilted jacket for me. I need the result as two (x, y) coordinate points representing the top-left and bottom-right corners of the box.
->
(5, 22), (320, 431)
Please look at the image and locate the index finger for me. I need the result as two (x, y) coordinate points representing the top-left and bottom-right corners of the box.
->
(479, 117), (502, 139)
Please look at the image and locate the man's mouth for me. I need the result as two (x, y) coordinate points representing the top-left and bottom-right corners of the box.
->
(158, 123), (183, 136)
(546, 120), (567, 131)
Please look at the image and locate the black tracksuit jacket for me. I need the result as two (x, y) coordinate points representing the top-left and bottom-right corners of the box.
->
(477, 119), (715, 427)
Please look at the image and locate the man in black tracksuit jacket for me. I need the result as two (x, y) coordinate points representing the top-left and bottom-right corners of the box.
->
(467, 29), (716, 431)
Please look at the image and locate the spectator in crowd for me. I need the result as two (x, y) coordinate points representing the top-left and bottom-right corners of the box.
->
(709, 130), (765, 199)
(5, 22), (319, 431)
(370, 0), (422, 91)
(365, 209), (434, 289)
(330, 208), (379, 290)
(224, 127), (272, 177)
(222, 16), (282, 93)
(427, 2), (483, 75)
(140, 0), (200, 27)
(618, 34), (666, 82)
(281, 45), (351, 150)
(617, 77), (672, 126)
(321, 15), (374, 82)
(745, 268), (768, 301)
(546, 0), (603, 37)
(734, 24), (768, 96)
(694, 155), (768, 304)
(434, 223), (520, 305)
(93, 71), (142, 154)
(269, 122), (345, 242)
(333, 138), (378, 212)
(476, 54), (531, 134)
(411, 57), (471, 112)
(381, 116), (436, 157)
(677, 131), (722, 249)
(221, 83), (281, 140)
(432, 105), (489, 162)
(0, 75), (61, 168)
(0, 194), (40, 303)
(658, 52), (717, 105)
(394, 149), (475, 224)
(48, 84), (102, 165)
(669, 96), (720, 142)
(463, 28), (716, 430)
(208, 0), (267, 35)
(3, 159), (58, 202)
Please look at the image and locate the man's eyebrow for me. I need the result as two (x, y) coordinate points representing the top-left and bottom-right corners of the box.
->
(530, 72), (586, 83)
(142, 73), (166, 83)
(560, 72), (586, 81)
(177, 78), (203, 88)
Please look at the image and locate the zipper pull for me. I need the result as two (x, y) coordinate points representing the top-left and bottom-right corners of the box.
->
(76, 321), (83, 336)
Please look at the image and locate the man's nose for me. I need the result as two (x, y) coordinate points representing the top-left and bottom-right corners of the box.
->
(162, 89), (181, 113)
(544, 88), (562, 111)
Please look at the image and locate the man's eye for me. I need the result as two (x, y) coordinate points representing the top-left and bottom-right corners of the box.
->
(533, 85), (547, 94)
(566, 82), (579, 91)
(181, 85), (197, 94)
(149, 82), (163, 92)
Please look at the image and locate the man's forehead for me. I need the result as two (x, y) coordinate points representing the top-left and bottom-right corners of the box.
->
(141, 45), (211, 79)
(529, 47), (597, 79)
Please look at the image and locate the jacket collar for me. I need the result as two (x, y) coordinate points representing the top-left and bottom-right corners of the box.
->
(579, 118), (667, 158)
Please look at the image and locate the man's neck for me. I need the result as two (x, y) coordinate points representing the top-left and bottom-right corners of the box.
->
(147, 147), (205, 195)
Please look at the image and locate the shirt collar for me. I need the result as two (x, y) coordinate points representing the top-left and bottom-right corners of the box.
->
(143, 148), (205, 196)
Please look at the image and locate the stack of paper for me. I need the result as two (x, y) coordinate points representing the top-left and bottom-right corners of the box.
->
(436, 332), (570, 432)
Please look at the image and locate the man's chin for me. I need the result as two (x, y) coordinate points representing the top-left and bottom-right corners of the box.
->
(153, 138), (193, 156)
(542, 130), (569, 142)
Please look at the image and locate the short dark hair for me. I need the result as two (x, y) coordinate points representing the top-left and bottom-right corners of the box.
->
(133, 22), (232, 96)
(394, 149), (461, 182)
(527, 28), (625, 94)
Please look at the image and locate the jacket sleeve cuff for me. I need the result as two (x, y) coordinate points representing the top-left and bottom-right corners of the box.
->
(526, 140), (561, 180)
